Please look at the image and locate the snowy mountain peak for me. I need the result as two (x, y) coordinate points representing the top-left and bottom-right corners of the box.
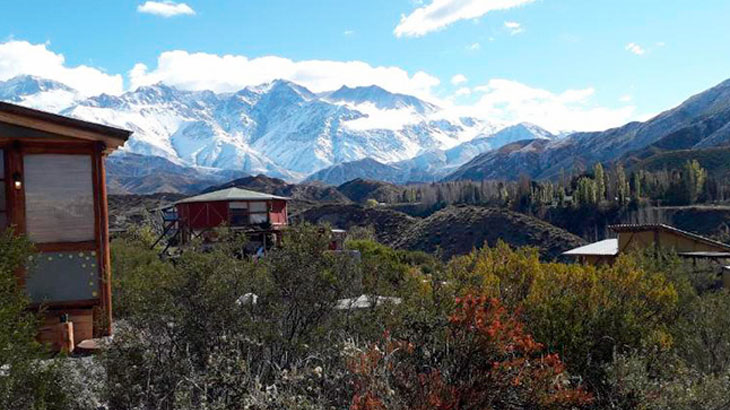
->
(254, 79), (316, 101)
(0, 75), (554, 185)
(0, 75), (74, 96)
(497, 122), (555, 140)
(326, 84), (437, 114)
(0, 75), (80, 112)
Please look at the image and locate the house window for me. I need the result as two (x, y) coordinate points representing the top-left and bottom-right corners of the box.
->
(24, 154), (95, 243)
(248, 201), (268, 224)
(229, 202), (249, 226)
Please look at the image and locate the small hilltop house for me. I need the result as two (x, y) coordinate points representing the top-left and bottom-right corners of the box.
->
(564, 223), (730, 285)
(158, 187), (290, 251)
(0, 102), (131, 350)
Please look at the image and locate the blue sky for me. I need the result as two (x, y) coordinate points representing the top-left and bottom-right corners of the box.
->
(1, 0), (729, 131)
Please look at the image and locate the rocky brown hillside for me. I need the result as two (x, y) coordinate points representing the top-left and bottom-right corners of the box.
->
(336, 178), (403, 204)
(394, 205), (586, 260)
(299, 203), (585, 260)
(108, 193), (185, 231)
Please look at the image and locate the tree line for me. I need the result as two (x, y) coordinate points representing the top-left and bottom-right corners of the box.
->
(378, 160), (727, 213)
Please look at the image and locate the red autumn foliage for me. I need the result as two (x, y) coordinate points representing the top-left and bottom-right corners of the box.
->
(349, 295), (593, 410)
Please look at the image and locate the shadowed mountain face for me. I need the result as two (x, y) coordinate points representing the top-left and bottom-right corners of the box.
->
(306, 123), (556, 185)
(202, 174), (350, 203)
(106, 154), (249, 195)
(447, 79), (730, 181)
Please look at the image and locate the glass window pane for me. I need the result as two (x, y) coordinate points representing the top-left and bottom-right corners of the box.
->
(24, 154), (95, 243)
(249, 201), (267, 213)
(230, 202), (248, 209)
(230, 209), (249, 226)
(250, 213), (267, 224)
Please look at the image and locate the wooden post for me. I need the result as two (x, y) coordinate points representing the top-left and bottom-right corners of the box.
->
(96, 145), (113, 336)
(8, 141), (27, 286)
(60, 322), (75, 354)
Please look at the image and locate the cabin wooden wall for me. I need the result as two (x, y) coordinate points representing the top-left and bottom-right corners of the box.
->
(269, 199), (287, 225)
(618, 230), (729, 254)
(178, 202), (230, 230)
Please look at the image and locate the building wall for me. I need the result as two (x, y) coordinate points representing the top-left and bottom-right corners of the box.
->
(581, 255), (615, 266)
(178, 202), (229, 230)
(618, 230), (729, 254)
(269, 199), (287, 225)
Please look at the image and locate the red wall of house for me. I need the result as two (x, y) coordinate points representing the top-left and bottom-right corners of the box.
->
(269, 200), (287, 225)
(177, 202), (229, 229)
(177, 199), (288, 229)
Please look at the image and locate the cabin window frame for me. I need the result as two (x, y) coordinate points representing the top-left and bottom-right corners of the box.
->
(11, 141), (104, 307)
(23, 153), (96, 244)
(228, 200), (271, 226)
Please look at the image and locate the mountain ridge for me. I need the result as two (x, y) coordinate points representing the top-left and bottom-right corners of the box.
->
(446, 78), (730, 181)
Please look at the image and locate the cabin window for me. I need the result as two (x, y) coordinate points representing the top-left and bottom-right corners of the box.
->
(24, 154), (95, 243)
(250, 213), (268, 224)
(249, 201), (267, 213)
(0, 151), (6, 229)
(248, 201), (268, 224)
(229, 202), (249, 226)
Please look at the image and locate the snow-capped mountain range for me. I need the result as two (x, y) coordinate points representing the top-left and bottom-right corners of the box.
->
(0, 75), (559, 190)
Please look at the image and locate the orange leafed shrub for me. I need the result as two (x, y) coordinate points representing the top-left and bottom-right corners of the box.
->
(349, 296), (592, 410)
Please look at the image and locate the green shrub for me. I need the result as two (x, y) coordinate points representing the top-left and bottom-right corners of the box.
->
(0, 229), (69, 409)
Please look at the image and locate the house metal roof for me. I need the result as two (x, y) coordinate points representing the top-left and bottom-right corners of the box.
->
(563, 238), (618, 256)
(609, 223), (730, 252)
(176, 187), (289, 205)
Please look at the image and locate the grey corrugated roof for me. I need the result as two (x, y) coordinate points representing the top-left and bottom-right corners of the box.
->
(176, 187), (289, 204)
(563, 238), (618, 256)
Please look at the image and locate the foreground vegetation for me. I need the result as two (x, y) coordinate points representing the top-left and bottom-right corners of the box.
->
(2, 224), (730, 409)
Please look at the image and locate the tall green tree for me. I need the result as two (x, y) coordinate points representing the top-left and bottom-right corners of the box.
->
(615, 164), (629, 205)
(594, 163), (606, 202)
(682, 160), (707, 204)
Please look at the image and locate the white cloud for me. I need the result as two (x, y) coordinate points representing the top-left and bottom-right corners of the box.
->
(463, 79), (637, 132)
(504, 21), (524, 35)
(394, 0), (536, 37)
(137, 1), (195, 17)
(454, 87), (471, 96)
(625, 42), (645, 56)
(343, 30), (355, 36)
(451, 74), (468, 85)
(467, 42), (481, 51)
(0, 40), (123, 96)
(619, 94), (633, 103)
(128, 50), (441, 100)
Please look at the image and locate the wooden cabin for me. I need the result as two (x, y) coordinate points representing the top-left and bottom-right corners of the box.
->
(167, 187), (289, 249)
(564, 224), (730, 282)
(0, 102), (131, 351)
